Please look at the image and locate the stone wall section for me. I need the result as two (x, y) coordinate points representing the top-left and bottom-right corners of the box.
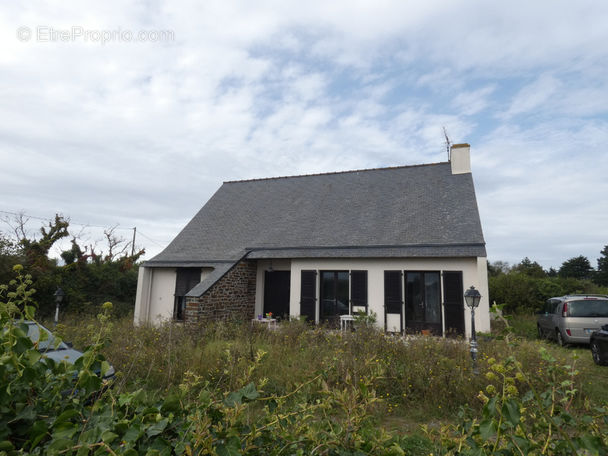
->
(184, 260), (256, 322)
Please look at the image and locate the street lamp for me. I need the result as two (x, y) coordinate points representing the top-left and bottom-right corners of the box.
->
(54, 287), (65, 327)
(464, 285), (481, 374)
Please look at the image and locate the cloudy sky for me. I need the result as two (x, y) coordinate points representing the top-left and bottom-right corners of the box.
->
(1, 1), (607, 269)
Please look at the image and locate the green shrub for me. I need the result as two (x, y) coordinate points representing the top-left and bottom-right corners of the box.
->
(433, 350), (608, 454)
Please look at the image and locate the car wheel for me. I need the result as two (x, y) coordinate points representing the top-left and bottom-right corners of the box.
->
(556, 329), (566, 347)
(591, 341), (607, 366)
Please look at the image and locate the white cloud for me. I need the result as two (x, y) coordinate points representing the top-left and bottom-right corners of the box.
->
(453, 85), (496, 116)
(500, 74), (561, 119)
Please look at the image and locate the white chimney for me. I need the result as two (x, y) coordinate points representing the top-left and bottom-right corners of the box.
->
(450, 143), (471, 174)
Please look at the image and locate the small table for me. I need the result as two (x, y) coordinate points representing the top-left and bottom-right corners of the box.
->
(252, 318), (277, 330)
(339, 314), (355, 331)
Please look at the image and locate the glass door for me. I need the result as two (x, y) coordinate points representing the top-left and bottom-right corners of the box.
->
(320, 271), (349, 324)
(405, 271), (442, 335)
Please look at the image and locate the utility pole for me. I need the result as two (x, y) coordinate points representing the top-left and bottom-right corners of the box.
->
(131, 227), (136, 256)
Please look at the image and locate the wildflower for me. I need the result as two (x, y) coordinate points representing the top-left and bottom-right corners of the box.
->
(486, 384), (496, 395)
(485, 372), (497, 381)
(477, 391), (489, 404)
(506, 385), (518, 396)
(491, 363), (506, 374)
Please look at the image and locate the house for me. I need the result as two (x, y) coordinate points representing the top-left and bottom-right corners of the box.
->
(134, 143), (490, 336)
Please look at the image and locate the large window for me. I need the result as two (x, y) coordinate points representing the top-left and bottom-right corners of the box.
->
(300, 270), (368, 323)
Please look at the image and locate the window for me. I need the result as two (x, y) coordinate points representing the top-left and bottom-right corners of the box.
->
(404, 271), (442, 334)
(301, 270), (368, 323)
(320, 271), (349, 319)
(544, 298), (561, 314)
(174, 268), (201, 320)
(567, 299), (608, 317)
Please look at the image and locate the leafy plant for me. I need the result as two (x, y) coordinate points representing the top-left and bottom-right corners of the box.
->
(432, 323), (608, 455)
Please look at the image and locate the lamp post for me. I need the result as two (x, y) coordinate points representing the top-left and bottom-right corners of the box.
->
(54, 287), (65, 327)
(464, 285), (481, 374)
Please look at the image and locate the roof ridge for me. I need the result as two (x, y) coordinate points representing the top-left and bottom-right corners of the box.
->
(223, 161), (448, 184)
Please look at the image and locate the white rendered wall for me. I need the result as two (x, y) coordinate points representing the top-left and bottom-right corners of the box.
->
(133, 266), (152, 325)
(281, 257), (490, 336)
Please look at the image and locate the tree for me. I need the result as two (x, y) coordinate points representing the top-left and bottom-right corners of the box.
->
(559, 255), (593, 280)
(512, 257), (546, 278)
(0, 232), (22, 285)
(2, 214), (144, 317)
(488, 261), (511, 277)
(597, 245), (608, 287)
(19, 215), (69, 273)
(56, 228), (144, 316)
(489, 272), (537, 313)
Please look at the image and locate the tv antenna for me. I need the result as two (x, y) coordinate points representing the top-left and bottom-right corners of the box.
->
(443, 127), (452, 161)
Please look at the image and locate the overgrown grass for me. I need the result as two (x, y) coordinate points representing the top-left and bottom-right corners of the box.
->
(52, 311), (607, 426)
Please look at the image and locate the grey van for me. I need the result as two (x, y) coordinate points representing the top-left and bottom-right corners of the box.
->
(537, 295), (608, 346)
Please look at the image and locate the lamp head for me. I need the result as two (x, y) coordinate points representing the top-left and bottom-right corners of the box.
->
(464, 286), (481, 309)
(54, 287), (65, 303)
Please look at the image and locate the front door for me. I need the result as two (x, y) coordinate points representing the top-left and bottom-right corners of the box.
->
(263, 271), (291, 319)
(405, 271), (442, 335)
(320, 271), (349, 325)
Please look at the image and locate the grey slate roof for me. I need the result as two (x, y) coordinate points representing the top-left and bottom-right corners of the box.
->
(146, 161), (486, 268)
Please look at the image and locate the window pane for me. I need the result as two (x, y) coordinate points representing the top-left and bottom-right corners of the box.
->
(406, 273), (423, 321)
(568, 300), (608, 317)
(424, 273), (441, 324)
(321, 272), (335, 301)
(320, 271), (349, 318)
(337, 272), (349, 315)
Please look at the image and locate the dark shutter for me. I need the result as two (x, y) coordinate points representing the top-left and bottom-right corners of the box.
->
(300, 270), (317, 322)
(350, 270), (368, 311)
(263, 271), (291, 318)
(175, 268), (202, 296)
(384, 271), (402, 314)
(443, 271), (465, 336)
